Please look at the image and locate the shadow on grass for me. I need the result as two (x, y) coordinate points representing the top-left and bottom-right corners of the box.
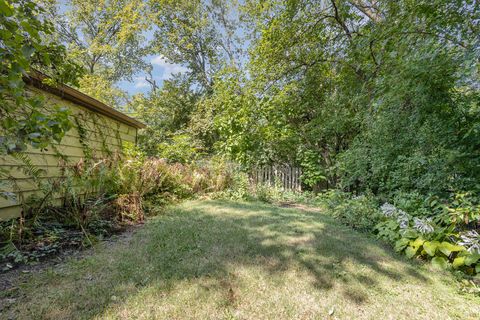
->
(14, 199), (430, 318)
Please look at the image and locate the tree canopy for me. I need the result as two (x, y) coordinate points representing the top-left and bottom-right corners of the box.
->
(2, 0), (479, 200)
(0, 0), (83, 154)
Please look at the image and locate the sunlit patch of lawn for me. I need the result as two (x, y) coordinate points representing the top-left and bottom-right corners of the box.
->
(4, 200), (480, 319)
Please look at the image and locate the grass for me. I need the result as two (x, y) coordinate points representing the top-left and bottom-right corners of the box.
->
(3, 199), (479, 319)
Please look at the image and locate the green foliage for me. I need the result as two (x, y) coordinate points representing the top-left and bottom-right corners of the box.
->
(149, 0), (243, 91)
(331, 195), (382, 233)
(208, 0), (480, 204)
(1, 142), (240, 270)
(43, 0), (150, 82)
(396, 237), (480, 274)
(0, 0), (82, 154)
(373, 195), (480, 275)
(251, 183), (277, 203)
(220, 171), (250, 200)
(299, 150), (326, 190)
(376, 219), (402, 244)
(316, 192), (382, 233)
(131, 78), (201, 157)
(445, 192), (480, 226)
(40, 0), (151, 107)
(156, 134), (203, 164)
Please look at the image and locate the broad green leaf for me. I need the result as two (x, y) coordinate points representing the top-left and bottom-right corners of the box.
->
(464, 253), (480, 266)
(452, 257), (465, 269)
(423, 241), (440, 257)
(431, 256), (448, 270)
(394, 238), (409, 252)
(405, 246), (417, 259)
(438, 242), (465, 256)
(21, 45), (35, 58)
(402, 230), (418, 239)
(410, 237), (425, 250)
(0, 0), (13, 16)
(476, 265), (480, 273)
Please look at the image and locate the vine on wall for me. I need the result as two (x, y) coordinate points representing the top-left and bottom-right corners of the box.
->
(1, 104), (126, 218)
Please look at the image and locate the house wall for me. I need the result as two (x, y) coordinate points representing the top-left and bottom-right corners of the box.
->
(0, 87), (138, 220)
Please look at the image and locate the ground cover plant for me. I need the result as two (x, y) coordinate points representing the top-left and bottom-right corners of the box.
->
(0, 147), (237, 271)
(2, 200), (480, 319)
(1, 0), (480, 318)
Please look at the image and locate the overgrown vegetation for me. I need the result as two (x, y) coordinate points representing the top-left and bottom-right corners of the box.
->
(266, 189), (479, 292)
(0, 0), (82, 155)
(1, 0), (480, 308)
(0, 144), (238, 271)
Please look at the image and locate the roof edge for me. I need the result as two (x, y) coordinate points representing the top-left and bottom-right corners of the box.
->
(24, 70), (146, 129)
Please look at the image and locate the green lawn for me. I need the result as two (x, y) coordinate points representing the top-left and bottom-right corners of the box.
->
(4, 200), (480, 319)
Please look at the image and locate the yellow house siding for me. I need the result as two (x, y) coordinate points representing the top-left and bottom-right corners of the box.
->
(0, 87), (140, 220)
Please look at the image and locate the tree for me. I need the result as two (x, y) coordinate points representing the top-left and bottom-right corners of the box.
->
(130, 76), (200, 157)
(148, 0), (244, 92)
(42, 0), (150, 82)
(40, 0), (151, 106)
(0, 0), (83, 155)
(229, 0), (480, 194)
(138, 0), (248, 154)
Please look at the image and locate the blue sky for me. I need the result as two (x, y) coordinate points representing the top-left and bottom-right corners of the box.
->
(56, 1), (188, 97)
(117, 54), (188, 96)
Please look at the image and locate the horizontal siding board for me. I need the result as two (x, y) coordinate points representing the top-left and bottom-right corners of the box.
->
(0, 154), (83, 166)
(27, 87), (135, 134)
(70, 116), (132, 135)
(0, 198), (65, 220)
(1, 176), (71, 193)
(1, 88), (138, 220)
(0, 206), (23, 220)
(20, 144), (122, 158)
(64, 129), (135, 144)
(1, 190), (84, 210)
(0, 166), (64, 179)
(60, 134), (135, 148)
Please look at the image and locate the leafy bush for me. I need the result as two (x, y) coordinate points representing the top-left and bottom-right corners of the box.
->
(0, 144), (240, 270)
(314, 189), (350, 210)
(311, 190), (382, 232)
(217, 171), (250, 200)
(252, 183), (276, 203)
(330, 195), (382, 233)
(299, 149), (327, 191)
(156, 134), (203, 164)
(375, 199), (480, 275)
(303, 190), (480, 276)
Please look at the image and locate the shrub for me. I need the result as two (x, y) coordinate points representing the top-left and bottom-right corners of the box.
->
(331, 195), (382, 232)
(217, 171), (250, 200)
(312, 191), (381, 232)
(314, 189), (350, 210)
(0, 145), (239, 270)
(375, 200), (480, 275)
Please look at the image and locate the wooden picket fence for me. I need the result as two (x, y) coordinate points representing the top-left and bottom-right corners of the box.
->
(250, 165), (302, 191)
